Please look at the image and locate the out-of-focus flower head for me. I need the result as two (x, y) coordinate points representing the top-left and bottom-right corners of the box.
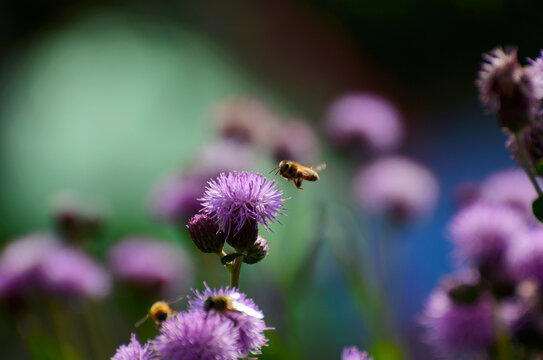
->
(527, 50), (543, 102)
(50, 191), (106, 242)
(212, 97), (282, 147)
(39, 246), (111, 300)
(189, 284), (269, 357)
(341, 346), (373, 360)
(271, 119), (320, 164)
(420, 282), (495, 355)
(324, 92), (404, 153)
(507, 117), (543, 169)
(448, 202), (527, 266)
(353, 156), (439, 222)
(477, 47), (541, 132)
(0, 233), (60, 298)
(454, 181), (481, 209)
(478, 168), (539, 219)
(112, 333), (155, 360)
(108, 237), (194, 297)
(149, 173), (203, 224)
(507, 228), (543, 285)
(152, 310), (240, 360)
(200, 171), (287, 236)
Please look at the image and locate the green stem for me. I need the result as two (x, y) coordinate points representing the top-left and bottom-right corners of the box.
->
(229, 256), (243, 289)
(515, 132), (543, 196)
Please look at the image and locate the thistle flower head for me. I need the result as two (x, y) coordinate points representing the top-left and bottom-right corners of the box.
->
(244, 236), (269, 264)
(448, 202), (527, 266)
(200, 171), (287, 236)
(152, 310), (240, 360)
(187, 214), (226, 254)
(0, 233), (60, 298)
(112, 333), (155, 360)
(341, 346), (373, 360)
(479, 168), (539, 219)
(477, 47), (540, 132)
(527, 50), (543, 100)
(353, 156), (439, 222)
(39, 247), (111, 300)
(507, 228), (543, 285)
(421, 286), (495, 355)
(108, 237), (194, 297)
(324, 92), (403, 152)
(188, 284), (269, 356)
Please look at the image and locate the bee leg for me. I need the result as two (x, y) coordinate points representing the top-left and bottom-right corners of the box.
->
(294, 177), (303, 190)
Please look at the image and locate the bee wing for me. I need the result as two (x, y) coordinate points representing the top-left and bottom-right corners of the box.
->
(310, 163), (326, 172)
(231, 300), (264, 319)
(135, 314), (150, 328)
(229, 292), (241, 301)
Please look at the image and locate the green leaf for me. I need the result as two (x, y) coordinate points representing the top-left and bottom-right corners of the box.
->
(532, 196), (543, 223)
(221, 252), (244, 265)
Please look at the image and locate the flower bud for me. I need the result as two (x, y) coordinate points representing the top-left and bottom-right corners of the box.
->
(243, 236), (269, 264)
(187, 214), (225, 254)
(226, 219), (258, 252)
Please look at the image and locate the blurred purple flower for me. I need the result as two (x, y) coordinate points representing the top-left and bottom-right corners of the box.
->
(152, 310), (240, 360)
(108, 237), (194, 297)
(528, 51), (543, 100)
(448, 202), (527, 265)
(149, 173), (203, 224)
(212, 97), (281, 147)
(39, 246), (111, 300)
(341, 346), (372, 360)
(507, 228), (543, 284)
(200, 171), (287, 236)
(271, 119), (320, 163)
(353, 156), (439, 222)
(421, 287), (495, 354)
(112, 333), (155, 360)
(0, 233), (60, 298)
(479, 168), (538, 219)
(189, 284), (269, 356)
(324, 92), (403, 152)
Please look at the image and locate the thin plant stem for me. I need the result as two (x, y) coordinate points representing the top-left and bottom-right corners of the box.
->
(515, 132), (543, 196)
(229, 256), (243, 289)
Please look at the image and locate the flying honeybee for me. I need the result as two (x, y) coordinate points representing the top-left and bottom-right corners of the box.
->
(204, 292), (264, 319)
(135, 299), (181, 328)
(271, 160), (326, 190)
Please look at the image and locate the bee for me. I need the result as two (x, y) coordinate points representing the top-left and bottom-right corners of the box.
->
(271, 160), (326, 190)
(135, 299), (181, 328)
(204, 293), (264, 319)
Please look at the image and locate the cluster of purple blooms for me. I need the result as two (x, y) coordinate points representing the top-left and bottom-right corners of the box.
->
(420, 46), (543, 358)
(0, 204), (194, 302)
(112, 284), (270, 360)
(324, 91), (439, 223)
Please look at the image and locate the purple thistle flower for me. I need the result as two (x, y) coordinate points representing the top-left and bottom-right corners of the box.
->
(108, 237), (194, 297)
(0, 233), (60, 298)
(188, 284), (270, 357)
(112, 333), (155, 360)
(477, 47), (540, 132)
(341, 346), (372, 360)
(420, 286), (495, 354)
(324, 92), (403, 153)
(479, 168), (539, 219)
(39, 246), (111, 300)
(200, 171), (287, 236)
(152, 310), (240, 360)
(507, 228), (543, 285)
(448, 202), (527, 265)
(353, 156), (439, 222)
(271, 119), (320, 163)
(527, 50), (543, 101)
